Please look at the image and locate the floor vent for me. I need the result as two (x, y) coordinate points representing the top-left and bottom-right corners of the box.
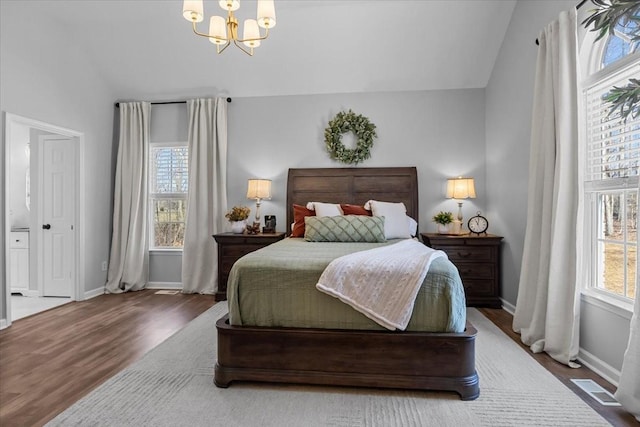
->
(154, 290), (180, 295)
(570, 379), (621, 406)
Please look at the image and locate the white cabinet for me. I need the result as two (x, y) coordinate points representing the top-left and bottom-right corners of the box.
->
(10, 231), (29, 294)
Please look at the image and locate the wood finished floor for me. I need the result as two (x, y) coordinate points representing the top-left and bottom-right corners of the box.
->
(478, 308), (637, 427)
(0, 290), (216, 427)
(0, 292), (635, 426)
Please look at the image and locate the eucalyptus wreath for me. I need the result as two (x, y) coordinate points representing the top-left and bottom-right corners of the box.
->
(324, 110), (377, 164)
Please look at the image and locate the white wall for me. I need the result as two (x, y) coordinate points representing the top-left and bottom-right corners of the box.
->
(1, 1), (117, 322)
(485, 0), (630, 377)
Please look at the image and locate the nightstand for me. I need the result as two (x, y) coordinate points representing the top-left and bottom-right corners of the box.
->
(212, 232), (285, 301)
(421, 233), (503, 308)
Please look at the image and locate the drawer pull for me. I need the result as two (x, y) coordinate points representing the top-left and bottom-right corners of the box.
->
(457, 252), (472, 258)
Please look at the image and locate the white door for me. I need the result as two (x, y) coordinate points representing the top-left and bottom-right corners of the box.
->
(41, 135), (76, 297)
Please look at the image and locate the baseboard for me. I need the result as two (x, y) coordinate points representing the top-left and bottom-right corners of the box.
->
(147, 282), (182, 290)
(0, 318), (8, 330)
(577, 347), (621, 387)
(12, 289), (41, 297)
(500, 298), (516, 315)
(84, 287), (106, 300)
(497, 298), (622, 388)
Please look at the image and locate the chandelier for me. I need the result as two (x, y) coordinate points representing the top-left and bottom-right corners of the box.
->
(182, 0), (276, 56)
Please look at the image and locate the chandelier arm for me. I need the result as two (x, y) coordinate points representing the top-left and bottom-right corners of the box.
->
(217, 40), (232, 54)
(191, 21), (230, 44)
(233, 39), (254, 56)
(235, 27), (270, 44)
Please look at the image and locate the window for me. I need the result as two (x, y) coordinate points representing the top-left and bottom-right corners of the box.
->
(600, 17), (639, 68)
(149, 143), (189, 249)
(582, 17), (639, 305)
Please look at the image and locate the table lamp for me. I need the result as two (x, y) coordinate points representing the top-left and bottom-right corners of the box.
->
(246, 179), (272, 225)
(446, 177), (476, 234)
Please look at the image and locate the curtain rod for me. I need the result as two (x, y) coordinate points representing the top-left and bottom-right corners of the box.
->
(535, 0), (588, 45)
(114, 98), (232, 107)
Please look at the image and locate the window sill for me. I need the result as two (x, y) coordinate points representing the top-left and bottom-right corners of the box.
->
(581, 290), (633, 320)
(149, 249), (183, 255)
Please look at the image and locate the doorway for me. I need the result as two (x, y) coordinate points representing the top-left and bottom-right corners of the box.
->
(3, 113), (85, 327)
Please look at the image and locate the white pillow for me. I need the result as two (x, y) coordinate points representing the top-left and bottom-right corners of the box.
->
(407, 216), (418, 237)
(305, 202), (343, 217)
(365, 200), (411, 239)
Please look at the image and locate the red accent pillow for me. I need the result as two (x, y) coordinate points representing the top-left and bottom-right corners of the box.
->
(292, 204), (315, 237)
(341, 204), (372, 216)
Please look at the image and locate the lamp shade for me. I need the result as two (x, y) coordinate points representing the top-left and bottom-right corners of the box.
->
(219, 0), (240, 11)
(243, 19), (261, 47)
(209, 16), (227, 44)
(257, 0), (276, 28)
(247, 179), (272, 200)
(446, 177), (476, 199)
(183, 0), (204, 22)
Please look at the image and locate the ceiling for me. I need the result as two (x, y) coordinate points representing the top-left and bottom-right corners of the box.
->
(16, 0), (516, 101)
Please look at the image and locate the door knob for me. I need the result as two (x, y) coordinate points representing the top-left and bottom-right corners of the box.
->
(42, 224), (51, 230)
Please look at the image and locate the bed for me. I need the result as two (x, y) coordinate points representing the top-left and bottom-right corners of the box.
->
(214, 167), (479, 400)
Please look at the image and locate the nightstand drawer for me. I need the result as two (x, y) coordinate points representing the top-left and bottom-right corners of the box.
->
(221, 257), (239, 274)
(456, 263), (494, 280)
(440, 246), (493, 262)
(213, 232), (286, 301)
(221, 245), (255, 258)
(421, 233), (503, 307)
(463, 279), (495, 296)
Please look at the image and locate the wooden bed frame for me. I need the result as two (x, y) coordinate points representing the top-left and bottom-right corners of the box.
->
(214, 167), (479, 400)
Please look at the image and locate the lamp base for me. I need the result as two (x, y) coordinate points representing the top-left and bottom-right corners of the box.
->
(448, 220), (467, 235)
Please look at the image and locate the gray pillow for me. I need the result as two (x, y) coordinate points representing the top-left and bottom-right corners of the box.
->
(304, 215), (386, 243)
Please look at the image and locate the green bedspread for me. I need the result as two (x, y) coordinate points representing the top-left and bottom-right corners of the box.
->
(227, 238), (467, 332)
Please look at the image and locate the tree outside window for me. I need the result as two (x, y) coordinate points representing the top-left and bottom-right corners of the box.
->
(149, 144), (188, 249)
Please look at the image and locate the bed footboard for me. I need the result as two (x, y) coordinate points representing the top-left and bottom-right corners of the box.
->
(214, 315), (479, 400)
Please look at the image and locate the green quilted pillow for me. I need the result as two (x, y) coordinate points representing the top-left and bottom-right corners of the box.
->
(304, 215), (386, 243)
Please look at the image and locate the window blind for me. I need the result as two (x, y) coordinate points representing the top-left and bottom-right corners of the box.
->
(584, 65), (640, 182)
(150, 146), (189, 194)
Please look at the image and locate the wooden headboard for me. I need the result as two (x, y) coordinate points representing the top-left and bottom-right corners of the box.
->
(286, 167), (418, 234)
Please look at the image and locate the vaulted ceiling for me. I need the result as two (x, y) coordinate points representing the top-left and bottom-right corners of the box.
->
(13, 0), (516, 100)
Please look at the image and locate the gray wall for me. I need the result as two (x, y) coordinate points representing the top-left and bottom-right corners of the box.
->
(8, 123), (30, 229)
(147, 104), (189, 285)
(227, 90), (487, 231)
(485, 0), (630, 375)
(145, 90), (487, 284)
(1, 1), (117, 322)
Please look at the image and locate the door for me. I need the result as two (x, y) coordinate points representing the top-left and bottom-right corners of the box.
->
(41, 135), (76, 297)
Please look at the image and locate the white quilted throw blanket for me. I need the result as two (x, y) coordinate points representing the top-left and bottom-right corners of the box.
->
(316, 239), (447, 331)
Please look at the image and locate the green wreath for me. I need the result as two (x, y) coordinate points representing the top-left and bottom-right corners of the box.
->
(324, 110), (377, 164)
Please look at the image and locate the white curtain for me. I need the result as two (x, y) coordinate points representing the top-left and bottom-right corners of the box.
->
(615, 219), (640, 420)
(513, 9), (581, 367)
(106, 102), (151, 293)
(181, 98), (228, 294)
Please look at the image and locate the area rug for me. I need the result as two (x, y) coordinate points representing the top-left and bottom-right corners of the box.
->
(47, 303), (609, 426)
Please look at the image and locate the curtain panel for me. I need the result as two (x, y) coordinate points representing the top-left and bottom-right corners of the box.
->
(181, 98), (228, 294)
(106, 102), (151, 293)
(513, 9), (581, 367)
(615, 234), (640, 420)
